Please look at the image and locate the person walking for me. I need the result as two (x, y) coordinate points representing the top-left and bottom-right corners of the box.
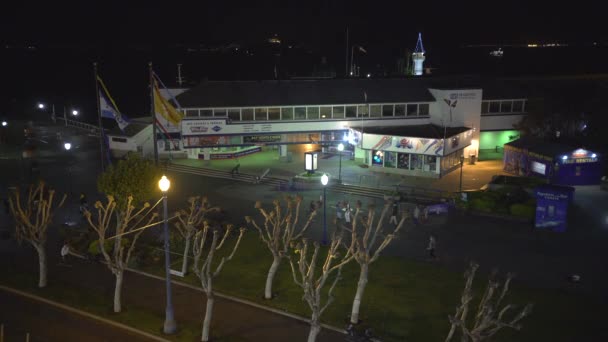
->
(344, 203), (351, 227)
(335, 201), (343, 221)
(389, 202), (399, 225)
(413, 205), (421, 225)
(427, 235), (437, 260)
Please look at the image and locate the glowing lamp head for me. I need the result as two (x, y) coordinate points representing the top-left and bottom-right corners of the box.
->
(321, 174), (329, 186)
(38, 103), (45, 109)
(71, 110), (79, 116)
(591, 153), (597, 158)
(1, 121), (7, 127)
(338, 143), (344, 152)
(562, 155), (568, 160)
(158, 175), (171, 192)
(64, 142), (72, 151)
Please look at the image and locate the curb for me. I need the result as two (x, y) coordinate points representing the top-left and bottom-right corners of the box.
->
(0, 285), (170, 342)
(126, 268), (347, 335)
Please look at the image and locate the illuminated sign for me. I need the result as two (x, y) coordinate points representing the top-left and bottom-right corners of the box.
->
(531, 161), (547, 175)
(305, 152), (318, 171)
(563, 157), (597, 164)
(243, 135), (282, 143)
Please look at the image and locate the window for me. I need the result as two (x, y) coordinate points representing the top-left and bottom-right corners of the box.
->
(382, 105), (394, 117)
(254, 108), (267, 120)
(489, 101), (500, 113)
(384, 151), (396, 167)
(481, 101), (489, 114)
(332, 106), (345, 118)
(307, 107), (320, 119)
(346, 106), (357, 118)
(500, 101), (512, 113)
(427, 156), (437, 171)
(357, 105), (369, 117)
(268, 107), (280, 120)
(512, 100), (524, 112)
(407, 104), (418, 116)
(411, 154), (423, 170)
(228, 109), (240, 121)
(372, 150), (383, 166)
(370, 105), (382, 117)
(295, 107), (307, 120)
(186, 109), (199, 117)
(112, 137), (127, 143)
(320, 106), (332, 119)
(418, 103), (429, 116)
(398, 153), (410, 169)
(214, 109), (226, 117)
(281, 107), (293, 120)
(201, 109), (213, 117)
(241, 108), (254, 121)
(394, 104), (406, 116)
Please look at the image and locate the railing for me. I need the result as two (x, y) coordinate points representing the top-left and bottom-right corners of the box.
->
(56, 117), (101, 136)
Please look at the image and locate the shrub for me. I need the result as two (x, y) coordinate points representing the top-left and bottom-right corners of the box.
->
(470, 198), (495, 212)
(510, 203), (536, 219)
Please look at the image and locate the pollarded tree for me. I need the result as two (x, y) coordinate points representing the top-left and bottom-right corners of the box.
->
(345, 201), (407, 324)
(288, 235), (354, 342)
(445, 262), (534, 342)
(174, 196), (219, 275)
(245, 195), (316, 299)
(193, 222), (246, 342)
(85, 195), (158, 312)
(9, 181), (66, 287)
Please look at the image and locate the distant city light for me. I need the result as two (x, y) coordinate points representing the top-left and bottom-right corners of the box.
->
(592, 153), (597, 158)
(72, 110), (79, 116)
(366, 73), (371, 78)
(1, 121), (7, 127)
(38, 103), (45, 109)
(562, 155), (568, 160)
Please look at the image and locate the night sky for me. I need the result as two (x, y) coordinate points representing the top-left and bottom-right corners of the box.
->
(1, 1), (607, 121)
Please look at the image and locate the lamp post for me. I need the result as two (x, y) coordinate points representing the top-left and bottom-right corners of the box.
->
(459, 155), (465, 193)
(158, 175), (177, 334)
(64, 143), (72, 195)
(321, 174), (329, 245)
(337, 143), (344, 184)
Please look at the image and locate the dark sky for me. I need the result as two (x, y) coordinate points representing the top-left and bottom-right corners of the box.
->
(2, 1), (606, 46)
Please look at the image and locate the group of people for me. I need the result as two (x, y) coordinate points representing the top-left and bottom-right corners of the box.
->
(387, 202), (437, 261)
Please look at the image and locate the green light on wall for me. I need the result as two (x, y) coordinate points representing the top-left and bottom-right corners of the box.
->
(479, 130), (520, 150)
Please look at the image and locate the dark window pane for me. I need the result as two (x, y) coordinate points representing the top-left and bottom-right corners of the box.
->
(370, 105), (381, 117)
(500, 101), (512, 113)
(201, 109), (213, 117)
(357, 105), (369, 117)
(320, 107), (331, 119)
(332, 106), (345, 118)
(382, 105), (394, 117)
(418, 104), (429, 115)
(295, 107), (307, 120)
(214, 109), (226, 117)
(346, 106), (357, 118)
(394, 105), (406, 116)
(407, 104), (418, 116)
(481, 102), (489, 114)
(489, 101), (500, 113)
(228, 109), (240, 121)
(281, 108), (293, 120)
(242, 108), (254, 121)
(307, 107), (320, 119)
(255, 108), (267, 120)
(512, 100), (523, 112)
(186, 109), (199, 117)
(268, 107), (280, 120)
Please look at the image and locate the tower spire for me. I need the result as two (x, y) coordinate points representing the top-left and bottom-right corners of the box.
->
(412, 32), (426, 76)
(414, 32), (425, 54)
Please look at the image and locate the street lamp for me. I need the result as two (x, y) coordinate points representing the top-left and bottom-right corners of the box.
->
(321, 174), (329, 245)
(337, 143), (344, 184)
(64, 142), (72, 151)
(71, 109), (79, 116)
(1, 121), (7, 127)
(37, 103), (45, 109)
(459, 155), (465, 193)
(158, 175), (177, 334)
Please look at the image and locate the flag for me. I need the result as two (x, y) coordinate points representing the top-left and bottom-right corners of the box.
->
(97, 76), (130, 131)
(153, 77), (184, 126)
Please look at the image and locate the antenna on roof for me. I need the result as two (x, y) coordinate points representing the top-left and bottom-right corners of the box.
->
(177, 64), (184, 87)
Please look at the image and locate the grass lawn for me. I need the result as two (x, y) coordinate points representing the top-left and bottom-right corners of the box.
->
(140, 233), (604, 342)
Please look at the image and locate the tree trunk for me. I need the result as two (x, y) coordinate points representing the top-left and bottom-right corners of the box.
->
(181, 237), (191, 275)
(350, 263), (369, 324)
(113, 269), (124, 313)
(201, 286), (214, 342)
(35, 244), (47, 288)
(307, 312), (321, 342)
(264, 256), (281, 299)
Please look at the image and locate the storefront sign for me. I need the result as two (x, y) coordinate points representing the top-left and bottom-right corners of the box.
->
(534, 185), (574, 232)
(563, 157), (597, 164)
(184, 136), (229, 147)
(182, 118), (351, 136)
(243, 135), (283, 143)
(531, 161), (547, 175)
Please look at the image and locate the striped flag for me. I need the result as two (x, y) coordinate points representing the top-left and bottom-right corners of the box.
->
(97, 76), (130, 131)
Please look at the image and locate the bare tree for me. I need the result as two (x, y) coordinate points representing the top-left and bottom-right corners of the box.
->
(445, 262), (534, 342)
(85, 195), (158, 313)
(288, 236), (354, 342)
(245, 195), (315, 299)
(346, 201), (406, 324)
(9, 182), (66, 288)
(193, 222), (246, 342)
(174, 196), (219, 275)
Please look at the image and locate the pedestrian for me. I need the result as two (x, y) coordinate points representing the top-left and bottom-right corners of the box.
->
(335, 201), (343, 221)
(344, 204), (351, 227)
(389, 202), (398, 225)
(413, 205), (421, 225)
(61, 240), (71, 262)
(423, 206), (429, 223)
(427, 235), (437, 260)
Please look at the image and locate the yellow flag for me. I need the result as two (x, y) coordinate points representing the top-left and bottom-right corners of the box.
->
(154, 83), (184, 126)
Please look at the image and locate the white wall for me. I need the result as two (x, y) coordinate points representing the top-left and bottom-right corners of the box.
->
(480, 114), (525, 131)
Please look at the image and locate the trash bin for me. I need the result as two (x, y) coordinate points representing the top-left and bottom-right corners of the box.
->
(469, 154), (476, 165)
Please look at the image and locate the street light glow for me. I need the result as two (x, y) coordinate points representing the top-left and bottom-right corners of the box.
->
(1, 121), (7, 127)
(64, 143), (72, 150)
(72, 110), (79, 116)
(321, 173), (329, 186)
(338, 143), (344, 152)
(562, 155), (568, 160)
(38, 103), (45, 109)
(159, 175), (171, 192)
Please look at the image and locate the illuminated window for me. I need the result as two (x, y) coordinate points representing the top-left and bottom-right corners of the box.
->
(320, 106), (331, 119)
(406, 104), (418, 116)
(332, 106), (345, 118)
(372, 150), (383, 166)
(228, 109), (240, 121)
(419, 104), (429, 115)
(500, 101), (512, 113)
(394, 104), (406, 116)
(307, 107), (320, 119)
(241, 108), (254, 121)
(382, 105), (394, 117)
(268, 107), (280, 120)
(370, 105), (381, 117)
(398, 153), (410, 169)
(357, 105), (369, 117)
(281, 107), (293, 120)
(295, 107), (306, 120)
(345, 106), (357, 118)
(255, 108), (267, 120)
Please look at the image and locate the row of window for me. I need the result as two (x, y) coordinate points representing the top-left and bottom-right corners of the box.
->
(371, 150), (438, 172)
(481, 100), (526, 114)
(184, 103), (430, 121)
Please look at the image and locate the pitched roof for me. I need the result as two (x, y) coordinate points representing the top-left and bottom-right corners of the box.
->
(176, 78), (437, 108)
(505, 137), (575, 157)
(353, 124), (470, 139)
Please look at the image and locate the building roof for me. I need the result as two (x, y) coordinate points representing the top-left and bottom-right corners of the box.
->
(353, 124), (470, 139)
(107, 117), (151, 137)
(505, 137), (578, 157)
(176, 78), (437, 108)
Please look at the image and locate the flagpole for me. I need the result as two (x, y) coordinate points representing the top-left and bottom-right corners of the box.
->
(150, 62), (159, 165)
(93, 62), (105, 172)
